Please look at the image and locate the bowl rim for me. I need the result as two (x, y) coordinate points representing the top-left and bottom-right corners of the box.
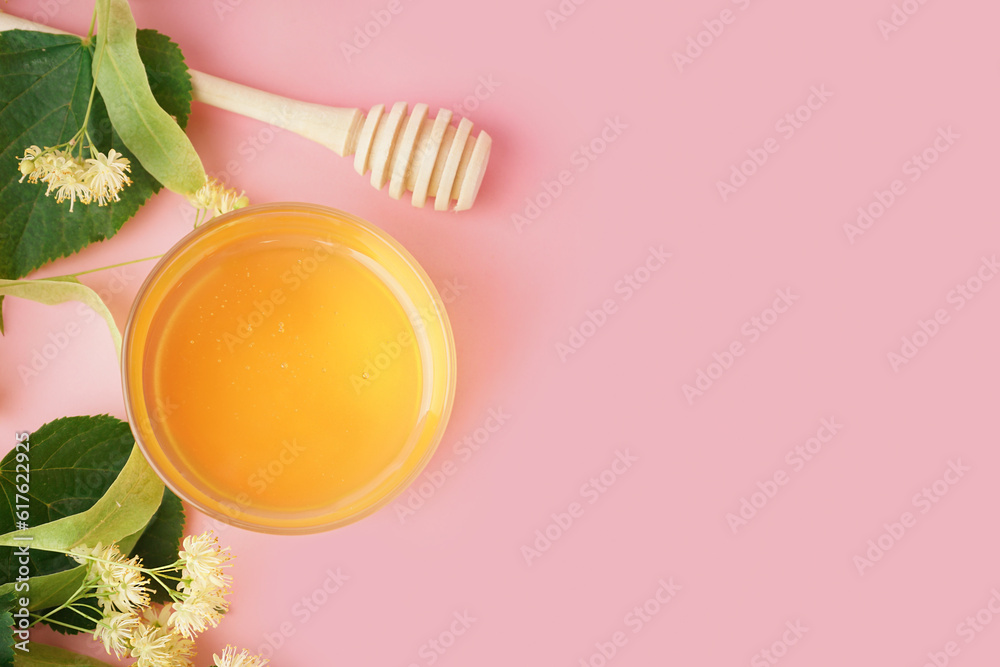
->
(121, 202), (457, 534)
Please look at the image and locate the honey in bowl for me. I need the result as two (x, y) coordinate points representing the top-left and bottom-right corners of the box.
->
(123, 203), (456, 533)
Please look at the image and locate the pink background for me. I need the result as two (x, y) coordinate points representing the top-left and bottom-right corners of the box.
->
(3, 0), (1000, 665)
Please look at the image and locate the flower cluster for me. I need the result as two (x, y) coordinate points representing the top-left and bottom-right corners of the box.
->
(64, 532), (266, 667)
(189, 177), (249, 225)
(18, 145), (132, 211)
(169, 532), (233, 639)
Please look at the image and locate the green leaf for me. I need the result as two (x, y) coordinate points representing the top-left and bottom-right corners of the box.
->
(132, 30), (194, 129)
(0, 415), (164, 568)
(132, 488), (184, 602)
(14, 643), (114, 666)
(0, 416), (134, 590)
(0, 445), (163, 552)
(0, 28), (194, 280)
(0, 417), (184, 634)
(0, 503), (145, 614)
(94, 0), (205, 196)
(0, 277), (121, 359)
(0, 442), (162, 632)
(1, 567), (83, 613)
(0, 592), (13, 667)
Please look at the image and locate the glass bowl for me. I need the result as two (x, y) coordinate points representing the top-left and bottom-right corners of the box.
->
(122, 203), (456, 534)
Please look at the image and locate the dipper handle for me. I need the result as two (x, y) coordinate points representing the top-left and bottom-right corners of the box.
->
(190, 73), (491, 211)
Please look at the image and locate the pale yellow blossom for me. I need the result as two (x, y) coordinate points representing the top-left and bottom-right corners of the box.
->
(83, 148), (132, 205)
(168, 588), (228, 639)
(140, 605), (196, 667)
(213, 645), (269, 667)
(16, 144), (133, 210)
(178, 531), (233, 594)
(189, 178), (249, 224)
(93, 610), (140, 658)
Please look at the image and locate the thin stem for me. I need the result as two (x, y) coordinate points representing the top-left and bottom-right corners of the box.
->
(28, 580), (90, 627)
(78, 2), (108, 157)
(73, 598), (104, 616)
(149, 561), (183, 572)
(78, 79), (101, 158)
(145, 570), (182, 600)
(69, 254), (163, 278)
(66, 604), (101, 624)
(74, 602), (107, 615)
(30, 615), (91, 634)
(86, 1), (98, 41)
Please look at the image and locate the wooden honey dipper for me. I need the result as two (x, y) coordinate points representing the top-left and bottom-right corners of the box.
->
(0, 12), (492, 211)
(191, 74), (491, 211)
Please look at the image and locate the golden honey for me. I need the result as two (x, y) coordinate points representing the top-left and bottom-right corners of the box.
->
(123, 204), (455, 533)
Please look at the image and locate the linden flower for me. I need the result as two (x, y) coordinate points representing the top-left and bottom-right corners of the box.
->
(16, 145), (42, 181)
(188, 178), (217, 210)
(94, 610), (140, 659)
(39, 153), (88, 201)
(19, 147), (91, 211)
(142, 604), (172, 628)
(71, 542), (150, 612)
(178, 532), (233, 593)
(17, 144), (133, 210)
(37, 152), (81, 188)
(129, 622), (173, 667)
(83, 148), (132, 205)
(69, 535), (238, 659)
(168, 588), (228, 639)
(27, 152), (61, 185)
(213, 645), (269, 667)
(217, 188), (250, 214)
(71, 542), (120, 584)
(100, 555), (151, 613)
(189, 178), (249, 223)
(142, 606), (196, 667)
(53, 175), (92, 211)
